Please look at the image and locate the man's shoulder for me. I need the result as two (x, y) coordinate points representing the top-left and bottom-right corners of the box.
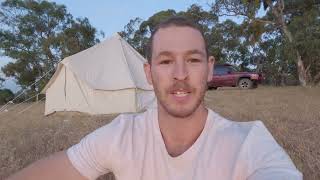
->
(82, 109), (153, 147)
(100, 108), (153, 134)
(206, 112), (301, 179)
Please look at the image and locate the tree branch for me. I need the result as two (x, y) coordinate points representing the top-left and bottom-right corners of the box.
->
(254, 19), (276, 25)
(215, 13), (248, 17)
(305, 64), (311, 73)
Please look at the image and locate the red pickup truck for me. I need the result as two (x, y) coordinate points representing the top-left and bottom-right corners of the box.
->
(207, 64), (263, 90)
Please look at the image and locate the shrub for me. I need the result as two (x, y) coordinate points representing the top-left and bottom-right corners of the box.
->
(0, 89), (14, 104)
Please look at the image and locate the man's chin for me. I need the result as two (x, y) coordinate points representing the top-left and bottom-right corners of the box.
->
(162, 104), (199, 118)
(156, 91), (206, 118)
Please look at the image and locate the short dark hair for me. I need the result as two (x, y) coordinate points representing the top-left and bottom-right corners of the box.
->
(145, 16), (208, 63)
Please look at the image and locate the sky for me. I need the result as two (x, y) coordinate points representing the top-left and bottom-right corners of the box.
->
(0, 0), (211, 92)
(52, 0), (211, 37)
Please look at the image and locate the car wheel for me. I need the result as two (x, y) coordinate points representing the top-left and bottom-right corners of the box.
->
(238, 78), (253, 89)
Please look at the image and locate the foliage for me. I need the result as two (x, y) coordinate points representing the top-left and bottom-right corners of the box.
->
(120, 5), (218, 57)
(0, 0), (102, 94)
(0, 77), (4, 88)
(0, 0), (319, 90)
(0, 88), (14, 104)
(120, 1), (319, 86)
(210, 0), (320, 85)
(288, 3), (320, 84)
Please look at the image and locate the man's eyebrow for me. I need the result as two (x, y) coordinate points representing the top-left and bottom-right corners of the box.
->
(155, 51), (174, 59)
(185, 49), (206, 57)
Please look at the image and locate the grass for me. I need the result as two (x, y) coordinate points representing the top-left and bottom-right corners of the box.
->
(0, 86), (319, 180)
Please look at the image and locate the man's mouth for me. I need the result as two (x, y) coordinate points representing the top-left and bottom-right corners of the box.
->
(168, 82), (193, 100)
(171, 90), (191, 97)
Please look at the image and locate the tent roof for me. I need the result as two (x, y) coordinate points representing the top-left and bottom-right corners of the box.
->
(42, 33), (152, 92)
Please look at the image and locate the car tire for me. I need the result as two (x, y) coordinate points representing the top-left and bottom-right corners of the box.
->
(238, 78), (253, 89)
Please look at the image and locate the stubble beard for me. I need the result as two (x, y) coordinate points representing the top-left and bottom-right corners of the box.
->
(153, 80), (207, 118)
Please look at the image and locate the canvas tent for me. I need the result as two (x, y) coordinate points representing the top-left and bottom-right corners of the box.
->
(41, 33), (155, 115)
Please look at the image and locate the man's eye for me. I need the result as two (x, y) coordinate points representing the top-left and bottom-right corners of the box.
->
(188, 58), (201, 63)
(159, 60), (172, 64)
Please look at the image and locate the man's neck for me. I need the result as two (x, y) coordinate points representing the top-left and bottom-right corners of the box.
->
(158, 104), (208, 157)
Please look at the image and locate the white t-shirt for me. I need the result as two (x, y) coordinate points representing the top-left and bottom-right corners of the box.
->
(67, 108), (302, 180)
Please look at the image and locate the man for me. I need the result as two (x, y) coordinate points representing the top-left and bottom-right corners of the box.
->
(8, 17), (302, 180)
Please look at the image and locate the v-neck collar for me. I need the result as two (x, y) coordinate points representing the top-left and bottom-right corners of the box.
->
(151, 108), (214, 164)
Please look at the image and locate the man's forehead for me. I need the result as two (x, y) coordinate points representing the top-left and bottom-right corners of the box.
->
(152, 26), (206, 55)
(156, 49), (206, 58)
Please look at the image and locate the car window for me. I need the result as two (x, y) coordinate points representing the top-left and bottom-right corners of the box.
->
(214, 66), (229, 75)
(231, 66), (239, 72)
(226, 66), (234, 73)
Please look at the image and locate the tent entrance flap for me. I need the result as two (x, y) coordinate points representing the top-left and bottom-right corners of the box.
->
(65, 69), (92, 113)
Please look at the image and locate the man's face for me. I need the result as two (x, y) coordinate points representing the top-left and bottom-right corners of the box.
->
(144, 26), (214, 118)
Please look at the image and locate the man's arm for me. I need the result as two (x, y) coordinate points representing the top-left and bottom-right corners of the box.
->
(7, 151), (87, 180)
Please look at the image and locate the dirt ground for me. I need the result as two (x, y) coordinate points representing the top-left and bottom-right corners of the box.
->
(0, 86), (319, 180)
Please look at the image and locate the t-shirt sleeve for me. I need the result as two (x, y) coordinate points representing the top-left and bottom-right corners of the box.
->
(246, 121), (303, 180)
(67, 116), (124, 180)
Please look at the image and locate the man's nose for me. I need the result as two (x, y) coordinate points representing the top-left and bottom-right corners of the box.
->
(173, 60), (188, 81)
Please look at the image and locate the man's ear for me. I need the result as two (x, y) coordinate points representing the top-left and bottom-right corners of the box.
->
(207, 56), (215, 82)
(144, 62), (153, 85)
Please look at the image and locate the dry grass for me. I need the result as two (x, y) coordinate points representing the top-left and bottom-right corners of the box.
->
(0, 86), (319, 180)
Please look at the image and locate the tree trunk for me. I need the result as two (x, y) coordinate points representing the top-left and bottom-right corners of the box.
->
(270, 0), (308, 86)
(280, 70), (287, 86)
(282, 25), (307, 86)
(296, 52), (307, 86)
